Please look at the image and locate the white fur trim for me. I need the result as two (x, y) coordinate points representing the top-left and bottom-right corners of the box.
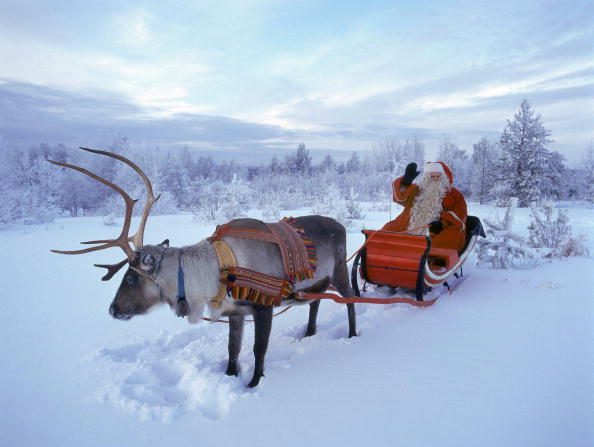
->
(424, 235), (478, 285)
(424, 162), (446, 176)
(446, 211), (466, 231)
(393, 180), (409, 201)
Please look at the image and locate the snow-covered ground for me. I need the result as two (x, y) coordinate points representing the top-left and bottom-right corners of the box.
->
(1, 203), (593, 447)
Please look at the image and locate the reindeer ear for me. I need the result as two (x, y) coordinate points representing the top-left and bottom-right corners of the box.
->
(160, 239), (170, 249)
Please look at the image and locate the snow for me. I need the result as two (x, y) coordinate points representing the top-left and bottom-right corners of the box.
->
(1, 203), (593, 447)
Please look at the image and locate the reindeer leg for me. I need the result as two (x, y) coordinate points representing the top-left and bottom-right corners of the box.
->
(226, 315), (244, 377)
(333, 258), (358, 338)
(305, 300), (320, 337)
(247, 304), (273, 388)
(292, 276), (330, 337)
(346, 303), (357, 338)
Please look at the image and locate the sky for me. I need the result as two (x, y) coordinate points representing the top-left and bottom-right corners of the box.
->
(1, 0), (593, 163)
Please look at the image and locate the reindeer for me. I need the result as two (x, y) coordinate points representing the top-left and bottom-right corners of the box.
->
(49, 148), (357, 387)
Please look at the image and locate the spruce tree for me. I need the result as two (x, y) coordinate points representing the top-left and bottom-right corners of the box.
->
(543, 151), (565, 200)
(285, 143), (312, 175)
(318, 154), (336, 173)
(495, 100), (553, 207)
(346, 151), (361, 173)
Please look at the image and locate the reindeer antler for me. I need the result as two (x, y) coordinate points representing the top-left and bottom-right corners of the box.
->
(48, 147), (160, 266)
(79, 147), (161, 250)
(94, 259), (130, 281)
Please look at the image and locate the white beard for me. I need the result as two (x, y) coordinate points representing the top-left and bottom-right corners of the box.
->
(407, 175), (450, 235)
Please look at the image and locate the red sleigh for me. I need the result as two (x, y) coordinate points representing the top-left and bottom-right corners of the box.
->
(350, 216), (486, 301)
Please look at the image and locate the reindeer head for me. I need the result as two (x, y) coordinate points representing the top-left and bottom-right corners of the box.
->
(108, 241), (173, 319)
(49, 147), (166, 320)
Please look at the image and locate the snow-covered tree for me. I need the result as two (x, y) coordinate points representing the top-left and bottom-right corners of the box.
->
(311, 183), (351, 228)
(344, 187), (365, 220)
(527, 203), (570, 251)
(268, 156), (283, 175)
(470, 137), (499, 204)
(527, 202), (588, 258)
(372, 139), (403, 176)
(262, 198), (282, 221)
(159, 150), (191, 209)
(194, 156), (216, 179)
(372, 138), (424, 178)
(0, 187), (20, 225)
(543, 151), (565, 201)
(318, 154), (337, 173)
(57, 172), (104, 216)
(564, 168), (586, 201)
(193, 175), (249, 224)
(494, 100), (554, 207)
(285, 143), (312, 176)
(214, 160), (241, 183)
(437, 138), (471, 195)
(581, 141), (594, 203)
(0, 145), (63, 223)
(0, 148), (26, 225)
(405, 137), (426, 167)
(476, 198), (535, 268)
(490, 134), (514, 207)
(345, 151), (361, 173)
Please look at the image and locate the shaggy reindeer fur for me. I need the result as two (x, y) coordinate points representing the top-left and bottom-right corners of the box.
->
(109, 215), (357, 388)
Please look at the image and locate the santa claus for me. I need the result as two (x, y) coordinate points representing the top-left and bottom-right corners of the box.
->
(382, 161), (468, 252)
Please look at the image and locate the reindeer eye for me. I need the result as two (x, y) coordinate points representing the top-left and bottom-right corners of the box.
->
(142, 254), (155, 265)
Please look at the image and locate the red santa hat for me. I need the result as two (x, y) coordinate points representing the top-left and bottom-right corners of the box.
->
(424, 161), (453, 185)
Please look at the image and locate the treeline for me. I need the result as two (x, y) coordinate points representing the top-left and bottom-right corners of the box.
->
(0, 136), (426, 225)
(0, 100), (593, 226)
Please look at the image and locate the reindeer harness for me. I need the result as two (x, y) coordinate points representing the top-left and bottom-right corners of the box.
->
(168, 218), (316, 317)
(205, 218), (317, 308)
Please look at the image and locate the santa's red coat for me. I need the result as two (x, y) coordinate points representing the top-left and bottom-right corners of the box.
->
(382, 177), (468, 252)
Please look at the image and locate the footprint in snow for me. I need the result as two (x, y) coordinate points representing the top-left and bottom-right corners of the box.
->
(92, 311), (360, 421)
(98, 338), (149, 362)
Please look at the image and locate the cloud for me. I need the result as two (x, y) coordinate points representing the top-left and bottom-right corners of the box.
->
(0, 79), (442, 161)
(1, 0), (592, 162)
(114, 9), (153, 47)
(2, 72), (591, 164)
(0, 80), (293, 152)
(268, 30), (594, 159)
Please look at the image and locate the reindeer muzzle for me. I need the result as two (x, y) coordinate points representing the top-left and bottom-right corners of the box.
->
(109, 302), (133, 320)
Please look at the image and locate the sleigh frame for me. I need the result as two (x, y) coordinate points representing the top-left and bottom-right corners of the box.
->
(351, 216), (486, 301)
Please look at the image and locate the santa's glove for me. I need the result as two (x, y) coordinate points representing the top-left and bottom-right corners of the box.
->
(429, 220), (444, 234)
(401, 163), (420, 186)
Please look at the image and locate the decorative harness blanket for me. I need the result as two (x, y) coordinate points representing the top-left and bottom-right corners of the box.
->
(209, 218), (317, 307)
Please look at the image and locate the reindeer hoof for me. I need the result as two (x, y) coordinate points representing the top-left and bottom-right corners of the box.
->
(247, 373), (264, 388)
(225, 363), (239, 377)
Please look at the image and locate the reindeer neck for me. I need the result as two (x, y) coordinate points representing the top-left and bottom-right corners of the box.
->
(152, 240), (220, 323)
(178, 240), (220, 300)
